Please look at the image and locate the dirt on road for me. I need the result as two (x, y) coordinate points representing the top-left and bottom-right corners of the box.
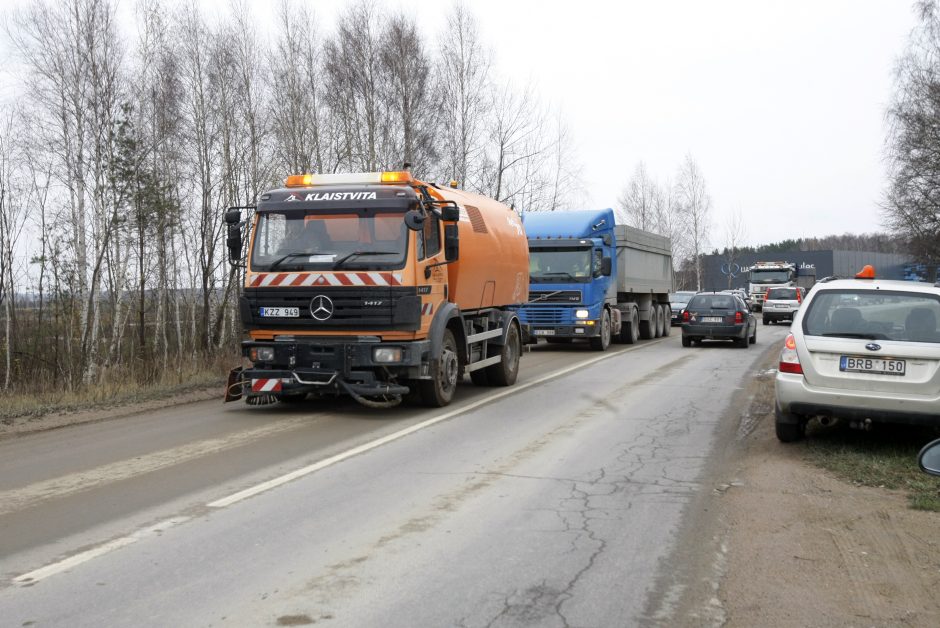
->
(667, 345), (940, 627)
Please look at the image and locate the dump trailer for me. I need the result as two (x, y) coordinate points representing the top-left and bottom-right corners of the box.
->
(223, 171), (529, 408)
(515, 209), (673, 350)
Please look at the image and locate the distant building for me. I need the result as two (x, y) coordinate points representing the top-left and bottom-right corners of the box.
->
(701, 250), (915, 291)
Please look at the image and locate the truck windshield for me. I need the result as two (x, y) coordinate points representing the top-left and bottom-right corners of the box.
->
(529, 247), (593, 283)
(251, 210), (408, 271)
(750, 270), (792, 284)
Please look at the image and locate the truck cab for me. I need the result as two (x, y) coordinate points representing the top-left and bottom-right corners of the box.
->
(224, 171), (529, 408)
(522, 211), (615, 349)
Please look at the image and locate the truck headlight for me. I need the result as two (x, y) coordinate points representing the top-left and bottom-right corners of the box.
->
(373, 347), (403, 363)
(249, 346), (275, 362)
(575, 309), (589, 319)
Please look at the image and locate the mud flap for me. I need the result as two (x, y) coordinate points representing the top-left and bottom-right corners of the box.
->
(224, 366), (244, 402)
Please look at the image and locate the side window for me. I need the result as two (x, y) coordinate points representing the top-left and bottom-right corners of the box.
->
(424, 214), (441, 259)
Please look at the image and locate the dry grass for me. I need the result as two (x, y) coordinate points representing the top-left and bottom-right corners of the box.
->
(0, 353), (239, 423)
(804, 421), (940, 512)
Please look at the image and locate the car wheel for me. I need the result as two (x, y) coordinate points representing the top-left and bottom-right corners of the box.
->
(749, 326), (757, 344)
(681, 335), (692, 347)
(775, 405), (806, 442)
(762, 317), (769, 325)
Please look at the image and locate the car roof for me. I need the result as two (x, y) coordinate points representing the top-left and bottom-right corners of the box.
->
(813, 279), (940, 294)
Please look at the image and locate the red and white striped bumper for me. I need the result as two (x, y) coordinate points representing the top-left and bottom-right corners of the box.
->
(250, 378), (284, 393)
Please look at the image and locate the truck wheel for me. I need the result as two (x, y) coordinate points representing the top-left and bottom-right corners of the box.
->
(619, 309), (639, 344)
(486, 322), (521, 386)
(590, 310), (611, 351)
(420, 329), (460, 407)
(651, 305), (662, 338)
(661, 307), (671, 336)
(639, 314), (654, 340)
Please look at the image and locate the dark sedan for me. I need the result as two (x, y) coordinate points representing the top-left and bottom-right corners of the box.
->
(681, 292), (757, 347)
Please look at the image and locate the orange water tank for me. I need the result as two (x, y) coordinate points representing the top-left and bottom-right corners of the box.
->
(427, 185), (529, 311)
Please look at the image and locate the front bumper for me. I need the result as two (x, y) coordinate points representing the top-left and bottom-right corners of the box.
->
(529, 323), (599, 339)
(775, 372), (940, 427)
(241, 338), (430, 397)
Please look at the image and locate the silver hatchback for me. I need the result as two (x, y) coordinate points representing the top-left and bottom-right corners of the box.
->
(775, 271), (940, 442)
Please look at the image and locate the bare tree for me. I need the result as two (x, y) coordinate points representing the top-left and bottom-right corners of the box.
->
(722, 208), (747, 289)
(437, 1), (490, 187)
(382, 12), (437, 175)
(618, 162), (658, 230)
(884, 0), (940, 267)
(676, 155), (711, 290)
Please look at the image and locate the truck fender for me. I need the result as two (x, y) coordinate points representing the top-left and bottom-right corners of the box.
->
(429, 302), (462, 360)
(488, 310), (522, 346)
(608, 306), (622, 335)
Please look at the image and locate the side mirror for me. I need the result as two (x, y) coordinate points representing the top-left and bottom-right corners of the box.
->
(918, 438), (940, 476)
(444, 224), (459, 262)
(600, 256), (612, 277)
(404, 209), (426, 231)
(227, 225), (243, 264)
(224, 208), (241, 225)
(441, 205), (460, 222)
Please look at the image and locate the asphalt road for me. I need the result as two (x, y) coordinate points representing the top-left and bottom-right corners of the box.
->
(0, 323), (789, 627)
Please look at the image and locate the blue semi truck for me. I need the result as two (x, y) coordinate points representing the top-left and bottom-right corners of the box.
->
(516, 209), (674, 350)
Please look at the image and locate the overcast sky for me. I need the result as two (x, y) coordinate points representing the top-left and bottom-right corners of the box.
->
(416, 0), (916, 249)
(0, 0), (919, 249)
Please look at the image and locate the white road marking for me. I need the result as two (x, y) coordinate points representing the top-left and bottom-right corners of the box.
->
(13, 516), (190, 585)
(207, 339), (665, 509)
(0, 418), (313, 517)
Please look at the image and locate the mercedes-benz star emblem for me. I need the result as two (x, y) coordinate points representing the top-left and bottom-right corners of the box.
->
(310, 295), (334, 321)
(865, 342), (881, 352)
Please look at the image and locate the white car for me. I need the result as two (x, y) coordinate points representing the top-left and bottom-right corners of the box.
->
(775, 267), (940, 442)
(762, 286), (805, 325)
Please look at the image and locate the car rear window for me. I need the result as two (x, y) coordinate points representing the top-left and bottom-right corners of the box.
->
(688, 295), (736, 310)
(802, 290), (940, 342)
(767, 288), (797, 300)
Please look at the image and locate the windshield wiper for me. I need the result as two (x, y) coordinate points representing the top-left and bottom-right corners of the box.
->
(268, 251), (323, 270)
(821, 332), (885, 340)
(332, 251), (398, 269)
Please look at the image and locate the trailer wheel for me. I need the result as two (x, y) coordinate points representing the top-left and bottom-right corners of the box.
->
(486, 322), (521, 386)
(661, 306), (671, 336)
(654, 305), (665, 338)
(590, 310), (611, 351)
(639, 314), (654, 340)
(619, 308), (639, 344)
(420, 329), (460, 407)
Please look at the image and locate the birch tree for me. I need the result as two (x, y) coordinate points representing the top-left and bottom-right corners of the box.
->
(676, 155), (711, 290)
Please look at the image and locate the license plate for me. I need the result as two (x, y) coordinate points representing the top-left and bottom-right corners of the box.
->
(260, 307), (299, 318)
(701, 316), (723, 323)
(839, 355), (906, 376)
(533, 329), (555, 336)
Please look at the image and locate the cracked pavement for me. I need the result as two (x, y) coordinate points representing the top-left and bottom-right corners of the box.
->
(0, 327), (789, 627)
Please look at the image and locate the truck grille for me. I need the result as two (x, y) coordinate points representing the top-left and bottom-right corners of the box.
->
(242, 286), (420, 330)
(518, 307), (566, 325)
(529, 290), (582, 303)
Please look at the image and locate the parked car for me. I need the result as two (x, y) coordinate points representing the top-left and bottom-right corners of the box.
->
(669, 291), (697, 326)
(775, 266), (940, 442)
(681, 292), (757, 347)
(762, 286), (805, 325)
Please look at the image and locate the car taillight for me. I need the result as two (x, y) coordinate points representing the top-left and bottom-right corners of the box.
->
(735, 311), (744, 324)
(779, 333), (802, 374)
(682, 310), (690, 322)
